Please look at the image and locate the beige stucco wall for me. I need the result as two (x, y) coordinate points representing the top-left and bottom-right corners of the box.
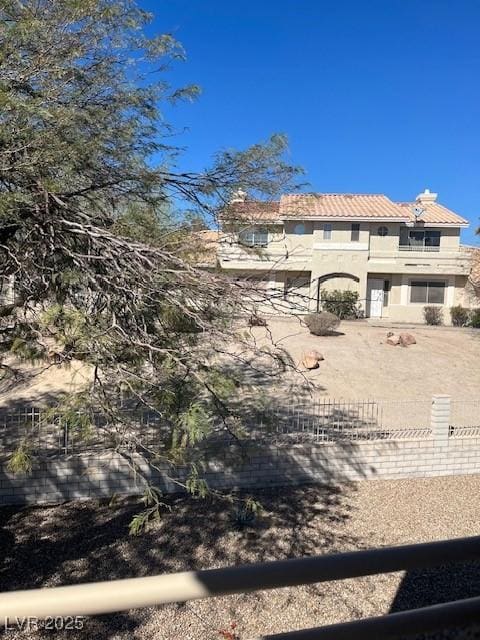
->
(320, 276), (360, 293)
(368, 223), (402, 253)
(384, 274), (458, 324)
(220, 219), (471, 322)
(438, 227), (461, 250)
(223, 267), (470, 323)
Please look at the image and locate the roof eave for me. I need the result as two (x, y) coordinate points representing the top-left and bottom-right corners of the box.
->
(407, 221), (470, 228)
(281, 215), (411, 223)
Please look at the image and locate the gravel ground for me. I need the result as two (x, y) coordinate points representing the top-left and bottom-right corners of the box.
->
(1, 476), (480, 639)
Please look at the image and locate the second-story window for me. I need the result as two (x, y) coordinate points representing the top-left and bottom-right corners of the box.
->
(239, 226), (268, 248)
(351, 223), (360, 242)
(404, 229), (441, 250)
(323, 223), (332, 240)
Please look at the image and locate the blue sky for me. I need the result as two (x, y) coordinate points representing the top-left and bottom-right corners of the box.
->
(142, 0), (480, 244)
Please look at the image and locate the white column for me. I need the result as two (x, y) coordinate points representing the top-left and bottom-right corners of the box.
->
(431, 395), (451, 444)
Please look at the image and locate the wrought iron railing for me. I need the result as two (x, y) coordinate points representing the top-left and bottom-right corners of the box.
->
(398, 245), (440, 252)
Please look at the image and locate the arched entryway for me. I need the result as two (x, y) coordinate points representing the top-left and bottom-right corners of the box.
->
(315, 272), (360, 311)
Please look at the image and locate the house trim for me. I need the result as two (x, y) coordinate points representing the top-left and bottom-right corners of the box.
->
(313, 242), (369, 251)
(282, 216), (410, 223)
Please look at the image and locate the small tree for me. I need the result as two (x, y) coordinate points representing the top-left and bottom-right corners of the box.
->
(0, 0), (303, 532)
(320, 289), (359, 319)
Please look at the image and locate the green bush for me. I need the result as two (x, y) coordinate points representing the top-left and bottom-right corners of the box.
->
(450, 305), (469, 327)
(304, 311), (340, 336)
(423, 306), (443, 325)
(469, 308), (480, 328)
(320, 289), (360, 319)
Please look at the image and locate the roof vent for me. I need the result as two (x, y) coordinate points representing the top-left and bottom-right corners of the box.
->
(416, 188), (437, 204)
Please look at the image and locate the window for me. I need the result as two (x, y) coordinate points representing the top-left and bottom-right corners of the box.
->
(239, 227), (268, 247)
(378, 226), (388, 237)
(351, 223), (360, 242)
(323, 223), (332, 240)
(410, 281), (445, 304)
(383, 280), (390, 307)
(293, 223), (306, 235)
(424, 230), (441, 248)
(405, 230), (441, 249)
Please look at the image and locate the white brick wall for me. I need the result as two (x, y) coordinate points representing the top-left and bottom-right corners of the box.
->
(1, 396), (479, 505)
(1, 433), (480, 505)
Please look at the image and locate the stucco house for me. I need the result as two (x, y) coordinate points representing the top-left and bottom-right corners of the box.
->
(217, 189), (478, 323)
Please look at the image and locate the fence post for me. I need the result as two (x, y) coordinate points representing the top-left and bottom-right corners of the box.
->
(431, 395), (451, 444)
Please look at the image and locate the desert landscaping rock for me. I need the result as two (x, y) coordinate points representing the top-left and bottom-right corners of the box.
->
(301, 349), (324, 369)
(386, 332), (416, 347)
(302, 354), (320, 369)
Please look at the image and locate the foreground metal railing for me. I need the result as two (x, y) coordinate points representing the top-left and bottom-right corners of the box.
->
(1, 536), (480, 639)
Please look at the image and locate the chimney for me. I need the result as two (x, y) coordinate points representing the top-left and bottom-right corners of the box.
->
(416, 188), (437, 204)
(229, 188), (247, 204)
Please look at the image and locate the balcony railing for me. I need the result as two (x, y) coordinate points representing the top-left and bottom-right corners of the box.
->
(398, 245), (440, 252)
(1, 536), (480, 639)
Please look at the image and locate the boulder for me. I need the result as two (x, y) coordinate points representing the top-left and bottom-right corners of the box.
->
(302, 355), (320, 370)
(301, 350), (324, 369)
(386, 334), (401, 346)
(399, 332), (416, 346)
(306, 349), (325, 362)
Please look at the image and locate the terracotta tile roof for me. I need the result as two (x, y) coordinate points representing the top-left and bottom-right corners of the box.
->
(280, 193), (407, 219)
(222, 193), (469, 226)
(222, 200), (280, 222)
(398, 202), (469, 225)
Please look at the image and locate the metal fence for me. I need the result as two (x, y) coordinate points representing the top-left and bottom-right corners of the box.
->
(258, 398), (433, 443)
(0, 407), (164, 459)
(450, 400), (480, 438)
(1, 397), (479, 459)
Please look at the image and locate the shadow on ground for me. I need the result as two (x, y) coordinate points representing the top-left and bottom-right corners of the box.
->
(0, 483), (360, 639)
(390, 562), (480, 640)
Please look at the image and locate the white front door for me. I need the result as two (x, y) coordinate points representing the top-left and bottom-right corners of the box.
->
(367, 279), (384, 318)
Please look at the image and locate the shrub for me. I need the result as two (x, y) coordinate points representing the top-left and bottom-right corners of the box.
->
(469, 308), (480, 328)
(423, 306), (443, 325)
(320, 289), (360, 319)
(248, 313), (267, 327)
(304, 311), (340, 336)
(450, 305), (469, 327)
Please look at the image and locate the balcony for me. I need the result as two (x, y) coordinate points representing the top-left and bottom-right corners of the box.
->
(368, 245), (472, 276)
(218, 239), (312, 270)
(398, 245), (440, 252)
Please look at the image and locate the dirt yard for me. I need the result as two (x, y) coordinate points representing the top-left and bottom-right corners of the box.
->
(0, 320), (478, 408)
(1, 476), (479, 639)
(246, 318), (480, 401)
(0, 359), (91, 409)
